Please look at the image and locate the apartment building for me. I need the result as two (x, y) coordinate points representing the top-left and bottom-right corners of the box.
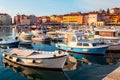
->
(63, 12), (83, 25)
(0, 13), (12, 25)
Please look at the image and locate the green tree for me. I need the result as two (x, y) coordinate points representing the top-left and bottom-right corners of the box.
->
(107, 8), (110, 14)
(102, 9), (106, 13)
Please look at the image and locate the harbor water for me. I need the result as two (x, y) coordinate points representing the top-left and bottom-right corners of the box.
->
(0, 27), (120, 80)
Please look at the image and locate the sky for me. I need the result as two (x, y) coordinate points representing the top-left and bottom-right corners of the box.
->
(0, 0), (120, 18)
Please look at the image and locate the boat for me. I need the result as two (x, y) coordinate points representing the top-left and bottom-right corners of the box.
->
(2, 59), (69, 80)
(30, 25), (37, 30)
(0, 27), (20, 47)
(94, 27), (120, 46)
(19, 31), (33, 42)
(94, 38), (120, 46)
(56, 32), (109, 56)
(0, 37), (20, 47)
(31, 29), (41, 36)
(2, 48), (68, 70)
(32, 35), (51, 43)
(47, 31), (67, 42)
(30, 25), (44, 36)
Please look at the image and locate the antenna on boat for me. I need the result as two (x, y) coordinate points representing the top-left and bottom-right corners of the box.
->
(65, 32), (69, 55)
(12, 25), (16, 40)
(7, 46), (9, 49)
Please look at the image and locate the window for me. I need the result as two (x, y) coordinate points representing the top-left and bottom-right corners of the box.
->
(77, 37), (81, 41)
(83, 43), (89, 46)
(71, 36), (76, 42)
(95, 31), (99, 35)
(77, 43), (82, 46)
(92, 43), (97, 46)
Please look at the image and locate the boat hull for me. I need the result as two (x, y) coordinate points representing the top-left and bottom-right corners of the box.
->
(57, 44), (108, 56)
(32, 38), (51, 43)
(0, 41), (20, 47)
(3, 54), (67, 70)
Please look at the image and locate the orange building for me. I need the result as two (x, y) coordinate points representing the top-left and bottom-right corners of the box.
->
(105, 14), (120, 25)
(63, 12), (83, 24)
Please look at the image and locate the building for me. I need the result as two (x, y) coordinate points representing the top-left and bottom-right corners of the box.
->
(20, 15), (30, 25)
(37, 16), (50, 24)
(50, 15), (63, 23)
(110, 8), (120, 14)
(29, 15), (37, 25)
(14, 14), (37, 25)
(83, 13), (89, 25)
(63, 12), (83, 25)
(87, 12), (104, 26)
(0, 13), (12, 25)
(105, 14), (120, 25)
(14, 15), (20, 24)
(14, 14), (30, 25)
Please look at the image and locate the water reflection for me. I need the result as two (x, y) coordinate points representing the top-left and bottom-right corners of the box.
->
(0, 27), (12, 37)
(2, 59), (69, 80)
(70, 52), (120, 65)
(1, 26), (120, 80)
(32, 43), (57, 51)
(19, 42), (33, 49)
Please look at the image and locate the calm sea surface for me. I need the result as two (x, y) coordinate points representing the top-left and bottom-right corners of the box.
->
(0, 27), (120, 80)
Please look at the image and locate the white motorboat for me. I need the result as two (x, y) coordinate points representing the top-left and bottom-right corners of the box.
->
(19, 31), (33, 42)
(2, 48), (68, 70)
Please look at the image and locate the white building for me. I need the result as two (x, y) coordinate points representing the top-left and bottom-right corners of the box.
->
(0, 13), (12, 25)
(87, 12), (103, 26)
(29, 15), (37, 25)
(110, 8), (120, 14)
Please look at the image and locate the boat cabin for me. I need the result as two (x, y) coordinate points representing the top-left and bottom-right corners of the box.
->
(77, 40), (101, 48)
(94, 28), (118, 38)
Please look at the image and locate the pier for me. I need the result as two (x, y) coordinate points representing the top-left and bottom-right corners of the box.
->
(103, 66), (120, 80)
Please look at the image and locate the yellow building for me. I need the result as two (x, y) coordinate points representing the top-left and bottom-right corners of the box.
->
(63, 13), (83, 24)
(95, 21), (104, 27)
(50, 15), (56, 21)
(50, 15), (63, 23)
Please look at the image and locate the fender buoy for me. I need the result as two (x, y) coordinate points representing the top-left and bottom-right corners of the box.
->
(16, 58), (20, 62)
(32, 60), (36, 63)
(4, 54), (7, 57)
(54, 54), (56, 57)
(9, 56), (13, 59)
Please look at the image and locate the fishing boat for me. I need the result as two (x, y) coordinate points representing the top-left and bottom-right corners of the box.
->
(0, 37), (20, 47)
(56, 32), (109, 56)
(2, 48), (68, 70)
